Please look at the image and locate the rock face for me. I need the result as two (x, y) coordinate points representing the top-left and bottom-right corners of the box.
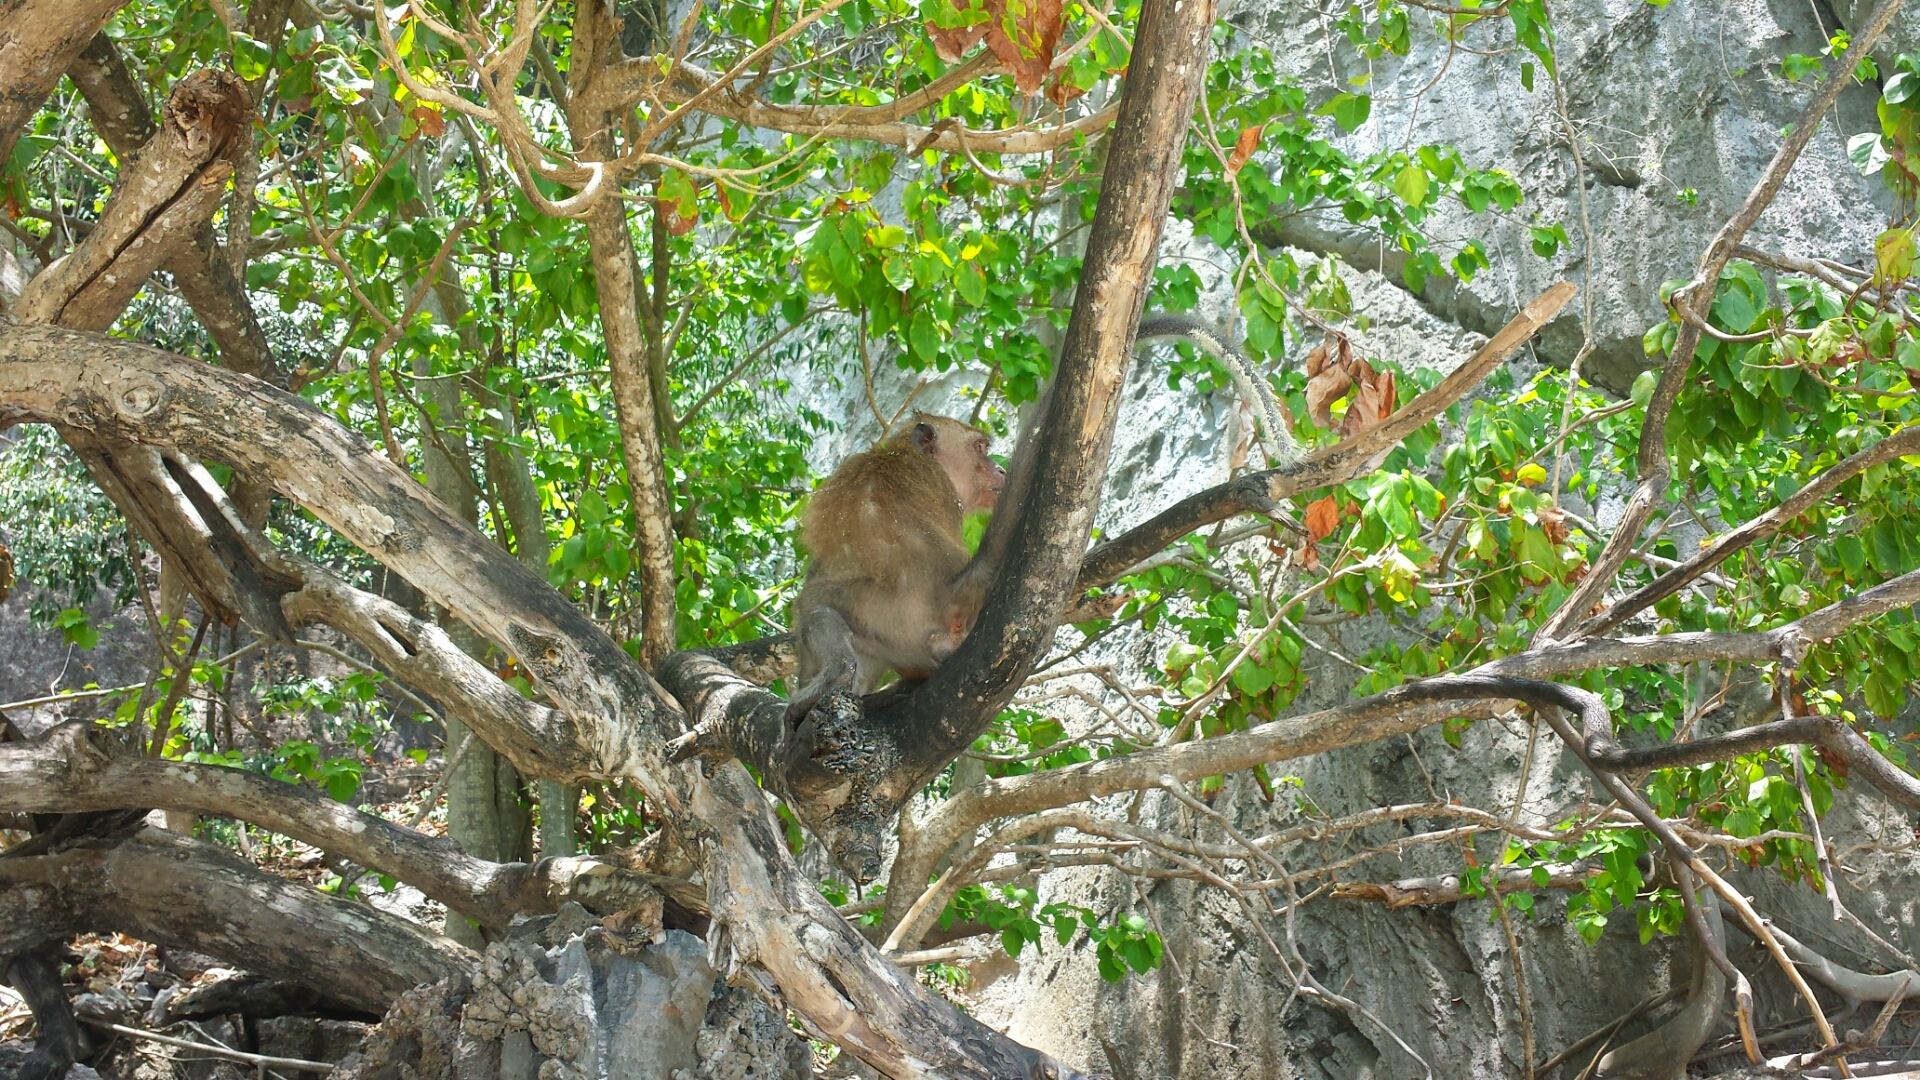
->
(340, 907), (810, 1080)
(780, 0), (1920, 1076)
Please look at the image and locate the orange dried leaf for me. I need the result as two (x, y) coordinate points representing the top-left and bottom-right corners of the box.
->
(1303, 496), (1340, 542)
(1340, 365), (1396, 438)
(1539, 505), (1569, 545)
(409, 105), (445, 137)
(1226, 123), (1265, 178)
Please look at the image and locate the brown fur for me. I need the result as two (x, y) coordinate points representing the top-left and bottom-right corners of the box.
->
(786, 414), (1005, 719)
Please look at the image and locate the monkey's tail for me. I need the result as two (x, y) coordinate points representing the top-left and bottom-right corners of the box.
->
(1136, 312), (1302, 466)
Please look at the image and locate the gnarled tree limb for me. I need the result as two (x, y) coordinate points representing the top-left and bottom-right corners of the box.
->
(0, 827), (472, 1012)
(0, 722), (682, 929)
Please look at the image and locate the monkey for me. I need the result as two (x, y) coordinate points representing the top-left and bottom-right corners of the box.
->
(784, 413), (1005, 721)
(784, 313), (1296, 721)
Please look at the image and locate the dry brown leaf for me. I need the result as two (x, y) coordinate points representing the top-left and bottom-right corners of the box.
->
(1293, 544), (1322, 572)
(410, 105), (446, 138)
(1539, 505), (1569, 545)
(928, 21), (989, 62)
(1339, 363), (1396, 439)
(985, 0), (1063, 96)
(663, 206), (698, 236)
(1226, 123), (1265, 178)
(1303, 496), (1340, 542)
(1305, 361), (1352, 428)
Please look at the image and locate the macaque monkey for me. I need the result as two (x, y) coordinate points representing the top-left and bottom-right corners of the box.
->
(785, 314), (1292, 720)
(785, 414), (1006, 721)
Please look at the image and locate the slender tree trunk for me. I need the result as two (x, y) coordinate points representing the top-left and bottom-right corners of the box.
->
(586, 195), (679, 669)
(477, 381), (578, 857)
(415, 364), (530, 942)
(565, 0), (678, 670)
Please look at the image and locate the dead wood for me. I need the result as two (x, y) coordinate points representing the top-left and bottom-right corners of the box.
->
(0, 827), (472, 1012)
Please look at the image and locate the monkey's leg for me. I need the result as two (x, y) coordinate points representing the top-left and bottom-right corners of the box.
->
(785, 606), (862, 722)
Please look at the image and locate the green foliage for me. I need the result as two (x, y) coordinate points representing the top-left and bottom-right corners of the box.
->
(943, 883), (1164, 981)
(0, 426), (136, 623)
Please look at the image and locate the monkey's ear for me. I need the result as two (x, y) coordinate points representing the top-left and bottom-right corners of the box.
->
(912, 422), (937, 453)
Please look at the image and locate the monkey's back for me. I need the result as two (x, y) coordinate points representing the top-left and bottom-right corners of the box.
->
(798, 443), (968, 577)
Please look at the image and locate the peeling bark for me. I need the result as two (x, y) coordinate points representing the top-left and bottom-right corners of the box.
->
(65, 33), (281, 383)
(0, 827), (471, 1012)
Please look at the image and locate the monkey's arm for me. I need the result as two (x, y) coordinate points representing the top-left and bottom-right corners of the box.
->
(1137, 312), (1302, 466)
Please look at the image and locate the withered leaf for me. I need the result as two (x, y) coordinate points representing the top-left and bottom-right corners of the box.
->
(1226, 123), (1265, 178)
(1303, 496), (1340, 542)
(985, 0), (1063, 97)
(1338, 363), (1396, 439)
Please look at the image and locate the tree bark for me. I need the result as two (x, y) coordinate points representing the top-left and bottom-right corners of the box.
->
(1, 948), (81, 1080)
(0, 827), (471, 1012)
(65, 33), (281, 384)
(0, 721), (680, 931)
(14, 69), (251, 331)
(0, 0), (125, 164)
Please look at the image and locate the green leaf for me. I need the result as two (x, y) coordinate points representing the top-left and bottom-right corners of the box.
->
(1321, 93), (1372, 132)
(956, 260), (988, 305)
(1520, 60), (1535, 91)
(883, 255), (913, 291)
(910, 310), (942, 362)
(1231, 661), (1274, 696)
(232, 33), (273, 81)
(1393, 164), (1431, 207)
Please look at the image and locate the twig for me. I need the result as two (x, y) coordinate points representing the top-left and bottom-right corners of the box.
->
(80, 1020), (334, 1073)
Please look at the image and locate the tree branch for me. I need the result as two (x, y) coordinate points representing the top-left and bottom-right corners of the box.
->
(1074, 282), (1576, 590)
(1540, 0), (1905, 641)
(0, 827), (471, 1013)
(0, 722), (684, 930)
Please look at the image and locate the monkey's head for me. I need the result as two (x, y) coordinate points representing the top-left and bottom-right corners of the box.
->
(901, 413), (1005, 513)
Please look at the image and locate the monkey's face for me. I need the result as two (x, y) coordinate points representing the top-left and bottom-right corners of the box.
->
(911, 416), (1006, 513)
(953, 429), (1006, 513)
